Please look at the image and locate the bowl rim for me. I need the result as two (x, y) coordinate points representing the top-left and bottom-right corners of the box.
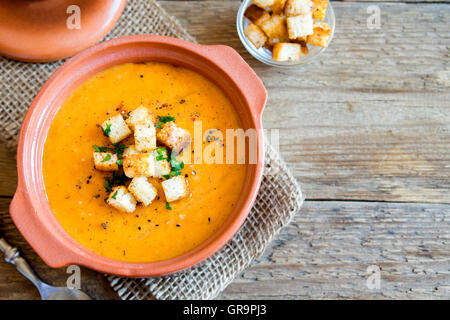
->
(236, 0), (336, 68)
(10, 35), (267, 277)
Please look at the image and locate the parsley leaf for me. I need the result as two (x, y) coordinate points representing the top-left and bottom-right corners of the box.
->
(93, 145), (110, 152)
(161, 151), (185, 179)
(105, 178), (112, 193)
(111, 190), (118, 200)
(158, 116), (175, 122)
(113, 143), (126, 159)
(155, 147), (169, 161)
(155, 116), (175, 128)
(93, 144), (125, 160)
(116, 159), (123, 166)
(166, 202), (172, 210)
(104, 171), (127, 193)
(102, 154), (111, 162)
(101, 123), (112, 137)
(170, 157), (184, 172)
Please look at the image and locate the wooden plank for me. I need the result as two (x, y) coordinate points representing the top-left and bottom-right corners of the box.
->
(161, 1), (450, 203)
(219, 200), (450, 299)
(1, 198), (448, 299)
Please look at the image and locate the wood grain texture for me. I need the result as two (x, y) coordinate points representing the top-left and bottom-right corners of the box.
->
(0, 0), (449, 300)
(1, 199), (448, 299)
(161, 1), (450, 203)
(219, 200), (450, 299)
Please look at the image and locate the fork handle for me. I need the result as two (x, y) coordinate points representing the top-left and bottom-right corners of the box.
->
(0, 231), (43, 290)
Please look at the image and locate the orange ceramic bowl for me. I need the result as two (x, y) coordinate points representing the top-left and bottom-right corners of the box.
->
(10, 35), (266, 277)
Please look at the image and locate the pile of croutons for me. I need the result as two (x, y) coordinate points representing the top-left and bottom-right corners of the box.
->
(93, 106), (191, 213)
(244, 0), (331, 62)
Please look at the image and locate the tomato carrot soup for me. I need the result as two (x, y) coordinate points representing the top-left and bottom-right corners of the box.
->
(42, 62), (247, 263)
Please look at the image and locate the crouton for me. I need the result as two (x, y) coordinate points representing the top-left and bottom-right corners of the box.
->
(245, 23), (268, 49)
(107, 186), (137, 213)
(135, 122), (157, 152)
(128, 177), (158, 206)
(252, 0), (275, 9)
(312, 0), (328, 20)
(287, 14), (314, 39)
(270, 0), (287, 14)
(157, 122), (191, 154)
(301, 45), (309, 55)
(291, 36), (308, 46)
(307, 22), (331, 47)
(123, 145), (139, 157)
(93, 152), (119, 171)
(101, 114), (131, 144)
(272, 43), (306, 61)
(125, 106), (155, 130)
(162, 176), (189, 202)
(260, 14), (289, 45)
(284, 0), (312, 17)
(245, 5), (271, 27)
(152, 148), (171, 178)
(123, 153), (156, 178)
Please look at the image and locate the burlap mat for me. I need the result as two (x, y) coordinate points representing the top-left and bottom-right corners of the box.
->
(0, 0), (303, 300)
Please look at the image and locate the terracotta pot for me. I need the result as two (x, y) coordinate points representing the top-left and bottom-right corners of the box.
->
(10, 35), (267, 277)
(0, 0), (126, 62)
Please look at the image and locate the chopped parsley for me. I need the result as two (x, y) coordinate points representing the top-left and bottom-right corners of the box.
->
(156, 154), (166, 161)
(93, 143), (125, 160)
(104, 171), (127, 193)
(111, 190), (118, 200)
(170, 156), (184, 173)
(155, 116), (175, 128)
(155, 147), (168, 161)
(92, 145), (109, 152)
(162, 151), (184, 179)
(101, 154), (111, 162)
(101, 123), (111, 137)
(105, 179), (112, 193)
(116, 159), (123, 166)
(113, 143), (126, 159)
(166, 202), (172, 210)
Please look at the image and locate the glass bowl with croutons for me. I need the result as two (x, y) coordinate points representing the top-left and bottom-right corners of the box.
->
(237, 0), (335, 67)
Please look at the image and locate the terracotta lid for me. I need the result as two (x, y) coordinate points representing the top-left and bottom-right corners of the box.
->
(0, 0), (126, 62)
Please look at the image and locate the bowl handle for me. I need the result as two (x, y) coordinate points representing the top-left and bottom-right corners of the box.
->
(9, 188), (79, 268)
(195, 44), (267, 119)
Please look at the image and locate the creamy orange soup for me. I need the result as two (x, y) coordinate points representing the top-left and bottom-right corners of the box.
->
(43, 62), (247, 262)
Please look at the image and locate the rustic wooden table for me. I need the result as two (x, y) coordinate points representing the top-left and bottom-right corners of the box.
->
(0, 0), (449, 299)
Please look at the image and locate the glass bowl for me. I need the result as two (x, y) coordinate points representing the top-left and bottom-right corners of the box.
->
(236, 0), (335, 67)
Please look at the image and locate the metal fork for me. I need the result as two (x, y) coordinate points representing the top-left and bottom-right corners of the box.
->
(0, 232), (91, 300)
